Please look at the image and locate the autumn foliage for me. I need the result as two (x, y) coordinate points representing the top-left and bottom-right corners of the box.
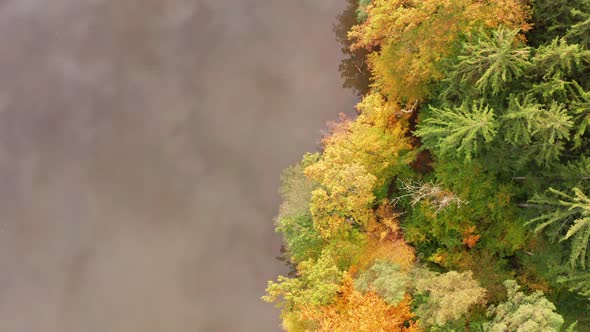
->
(300, 274), (420, 332)
(265, 0), (590, 330)
(349, 0), (531, 101)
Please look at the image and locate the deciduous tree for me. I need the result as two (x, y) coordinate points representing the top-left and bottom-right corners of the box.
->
(355, 260), (410, 305)
(301, 274), (420, 332)
(349, 0), (530, 101)
(484, 280), (564, 332)
(415, 270), (487, 327)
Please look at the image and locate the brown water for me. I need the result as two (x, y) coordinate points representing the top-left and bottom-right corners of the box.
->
(0, 1), (354, 331)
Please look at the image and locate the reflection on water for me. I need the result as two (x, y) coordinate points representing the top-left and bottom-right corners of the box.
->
(334, 0), (372, 97)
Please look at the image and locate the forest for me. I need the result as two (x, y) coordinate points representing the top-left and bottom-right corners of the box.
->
(264, 0), (590, 330)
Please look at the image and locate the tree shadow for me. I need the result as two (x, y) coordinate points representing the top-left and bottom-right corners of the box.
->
(333, 0), (372, 98)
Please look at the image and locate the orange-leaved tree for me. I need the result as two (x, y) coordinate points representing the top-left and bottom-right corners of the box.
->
(300, 274), (421, 332)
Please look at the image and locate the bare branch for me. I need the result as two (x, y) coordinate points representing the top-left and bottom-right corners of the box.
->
(392, 180), (466, 214)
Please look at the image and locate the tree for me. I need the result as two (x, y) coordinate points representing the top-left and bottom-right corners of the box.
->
(348, 0), (531, 101)
(392, 180), (466, 214)
(355, 260), (410, 305)
(356, 0), (372, 23)
(449, 27), (531, 96)
(415, 101), (498, 162)
(305, 93), (414, 238)
(484, 280), (564, 332)
(528, 187), (590, 268)
(567, 8), (590, 49)
(528, 0), (590, 49)
(558, 271), (590, 301)
(307, 163), (377, 238)
(569, 82), (590, 149)
(277, 215), (325, 264)
(502, 94), (572, 166)
(532, 38), (590, 80)
(334, 0), (373, 96)
(263, 251), (342, 310)
(415, 270), (487, 327)
(276, 158), (325, 264)
(278, 158), (317, 219)
(310, 93), (414, 186)
(301, 273), (420, 332)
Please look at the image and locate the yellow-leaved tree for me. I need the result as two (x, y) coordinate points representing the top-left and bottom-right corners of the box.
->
(349, 0), (531, 102)
(305, 93), (414, 238)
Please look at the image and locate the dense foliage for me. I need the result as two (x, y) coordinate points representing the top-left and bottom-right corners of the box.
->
(265, 0), (590, 330)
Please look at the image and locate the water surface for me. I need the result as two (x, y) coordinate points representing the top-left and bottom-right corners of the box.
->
(0, 1), (354, 331)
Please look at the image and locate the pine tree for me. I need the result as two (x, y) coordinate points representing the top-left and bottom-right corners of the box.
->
(558, 271), (590, 300)
(532, 38), (590, 79)
(569, 82), (590, 149)
(450, 28), (531, 96)
(527, 0), (590, 47)
(566, 8), (590, 49)
(415, 101), (498, 162)
(528, 187), (590, 268)
(501, 94), (572, 166)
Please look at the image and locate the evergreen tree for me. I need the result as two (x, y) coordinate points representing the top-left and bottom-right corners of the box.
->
(502, 94), (572, 166)
(527, 0), (590, 47)
(529, 187), (590, 268)
(558, 271), (590, 301)
(450, 28), (531, 96)
(532, 38), (590, 79)
(416, 101), (498, 162)
(267, 0), (590, 330)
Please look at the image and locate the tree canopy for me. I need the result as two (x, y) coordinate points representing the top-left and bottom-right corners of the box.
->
(265, 0), (590, 330)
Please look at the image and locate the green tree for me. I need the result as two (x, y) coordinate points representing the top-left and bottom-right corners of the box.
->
(276, 156), (325, 264)
(484, 280), (564, 332)
(415, 270), (487, 327)
(354, 260), (410, 305)
(416, 101), (498, 162)
(527, 0), (590, 47)
(567, 8), (590, 49)
(451, 28), (531, 96)
(558, 271), (590, 301)
(532, 38), (590, 79)
(263, 251), (342, 310)
(356, 0), (372, 23)
(569, 82), (590, 149)
(502, 94), (572, 166)
(277, 215), (324, 265)
(528, 187), (590, 268)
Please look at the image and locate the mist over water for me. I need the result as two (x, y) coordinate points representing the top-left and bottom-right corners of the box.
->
(0, 0), (354, 331)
